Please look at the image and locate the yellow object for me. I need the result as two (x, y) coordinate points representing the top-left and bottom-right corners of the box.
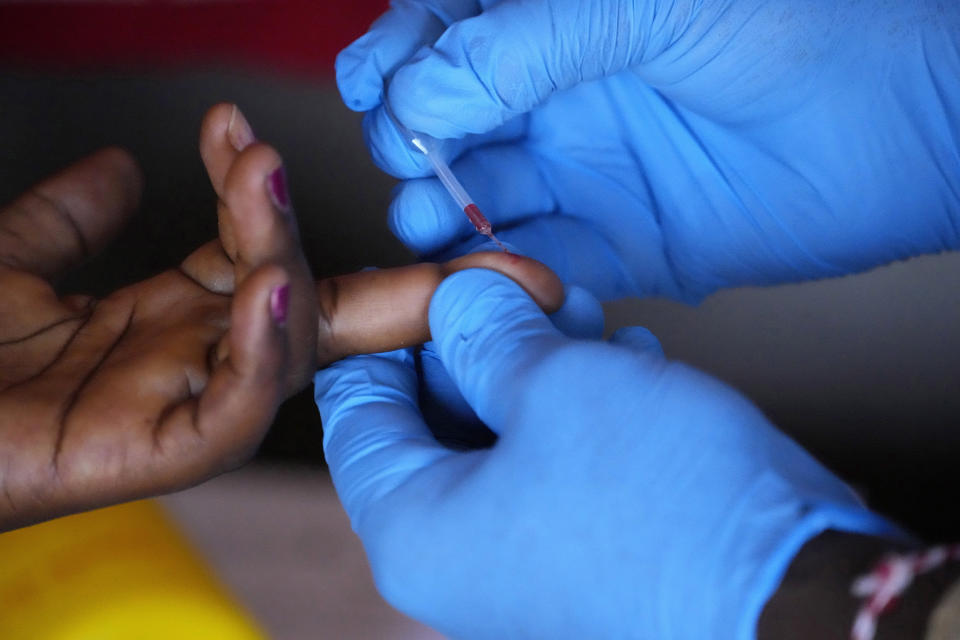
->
(0, 500), (265, 640)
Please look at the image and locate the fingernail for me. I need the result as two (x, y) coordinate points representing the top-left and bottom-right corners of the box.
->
(267, 165), (291, 213)
(227, 104), (256, 151)
(270, 284), (289, 327)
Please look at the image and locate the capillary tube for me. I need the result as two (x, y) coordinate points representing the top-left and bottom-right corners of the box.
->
(383, 101), (507, 251)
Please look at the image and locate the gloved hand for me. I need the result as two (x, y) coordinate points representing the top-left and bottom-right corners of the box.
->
(314, 268), (901, 639)
(337, 0), (960, 301)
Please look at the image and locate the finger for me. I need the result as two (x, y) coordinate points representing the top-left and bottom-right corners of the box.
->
(414, 283), (602, 447)
(222, 144), (298, 270)
(385, 139), (685, 300)
(436, 217), (636, 301)
(346, 0), (528, 178)
(389, 0), (650, 138)
(429, 213), (693, 302)
(0, 147), (142, 280)
(157, 264), (289, 477)
(314, 349), (452, 528)
(428, 268), (568, 431)
(388, 143), (554, 252)
(199, 103), (256, 200)
(220, 142), (318, 388)
(608, 326), (665, 360)
(496, 219), (634, 300)
(548, 285), (605, 340)
(179, 239), (235, 295)
(363, 102), (526, 179)
(199, 103), (257, 262)
(416, 341), (492, 449)
(314, 250), (563, 366)
(336, 0), (475, 112)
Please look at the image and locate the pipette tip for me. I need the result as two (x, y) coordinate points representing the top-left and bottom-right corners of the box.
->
(383, 95), (506, 251)
(463, 204), (509, 253)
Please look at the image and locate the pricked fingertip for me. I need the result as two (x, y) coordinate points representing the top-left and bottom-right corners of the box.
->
(442, 251), (565, 313)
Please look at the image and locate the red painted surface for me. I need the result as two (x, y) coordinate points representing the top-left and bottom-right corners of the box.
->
(0, 1), (388, 77)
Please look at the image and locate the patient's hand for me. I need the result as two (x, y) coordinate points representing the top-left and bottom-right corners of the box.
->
(0, 104), (564, 532)
(0, 105), (317, 531)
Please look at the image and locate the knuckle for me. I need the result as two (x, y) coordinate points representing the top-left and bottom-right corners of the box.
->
(223, 144), (282, 201)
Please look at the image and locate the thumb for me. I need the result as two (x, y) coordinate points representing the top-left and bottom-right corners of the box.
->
(335, 0), (477, 112)
(314, 349), (452, 529)
(428, 268), (567, 431)
(390, 0), (650, 137)
(608, 326), (665, 360)
(548, 284), (605, 340)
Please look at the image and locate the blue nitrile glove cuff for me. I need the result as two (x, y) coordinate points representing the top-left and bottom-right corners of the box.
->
(730, 489), (907, 639)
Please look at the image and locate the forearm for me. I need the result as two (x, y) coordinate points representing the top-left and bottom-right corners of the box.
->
(758, 531), (960, 640)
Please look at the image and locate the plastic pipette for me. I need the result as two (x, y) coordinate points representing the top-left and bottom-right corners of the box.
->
(383, 100), (508, 252)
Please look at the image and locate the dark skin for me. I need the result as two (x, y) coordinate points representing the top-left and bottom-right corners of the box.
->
(759, 531), (960, 639)
(0, 104), (564, 532)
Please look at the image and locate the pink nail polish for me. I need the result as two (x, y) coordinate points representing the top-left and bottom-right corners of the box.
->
(227, 104), (256, 151)
(267, 165), (291, 213)
(270, 284), (289, 327)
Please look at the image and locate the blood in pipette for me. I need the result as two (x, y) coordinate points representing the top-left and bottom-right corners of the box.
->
(463, 204), (490, 233)
(463, 204), (509, 252)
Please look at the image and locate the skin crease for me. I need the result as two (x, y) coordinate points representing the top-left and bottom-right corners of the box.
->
(0, 104), (562, 533)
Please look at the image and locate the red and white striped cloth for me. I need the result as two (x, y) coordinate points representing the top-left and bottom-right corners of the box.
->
(851, 543), (960, 640)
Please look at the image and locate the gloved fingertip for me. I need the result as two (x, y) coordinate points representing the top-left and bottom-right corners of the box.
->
(335, 40), (384, 112)
(428, 269), (562, 430)
(390, 54), (500, 139)
(364, 108), (436, 178)
(609, 326), (665, 359)
(388, 179), (463, 254)
(429, 269), (545, 347)
(549, 285), (605, 340)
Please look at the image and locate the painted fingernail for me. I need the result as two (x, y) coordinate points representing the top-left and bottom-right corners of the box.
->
(267, 165), (291, 213)
(227, 104), (256, 151)
(270, 284), (290, 327)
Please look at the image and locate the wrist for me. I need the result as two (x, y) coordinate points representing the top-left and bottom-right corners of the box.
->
(757, 531), (960, 640)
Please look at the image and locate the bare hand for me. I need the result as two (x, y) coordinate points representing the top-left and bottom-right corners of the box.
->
(0, 105), (317, 531)
(0, 103), (565, 532)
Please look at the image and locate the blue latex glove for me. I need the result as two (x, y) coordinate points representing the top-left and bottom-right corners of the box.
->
(337, 0), (960, 301)
(314, 268), (901, 639)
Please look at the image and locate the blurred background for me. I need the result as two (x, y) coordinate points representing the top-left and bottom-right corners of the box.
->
(0, 1), (957, 637)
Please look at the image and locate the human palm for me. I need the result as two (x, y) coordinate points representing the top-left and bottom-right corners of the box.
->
(345, 0), (959, 300)
(0, 105), (317, 530)
(0, 103), (567, 532)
